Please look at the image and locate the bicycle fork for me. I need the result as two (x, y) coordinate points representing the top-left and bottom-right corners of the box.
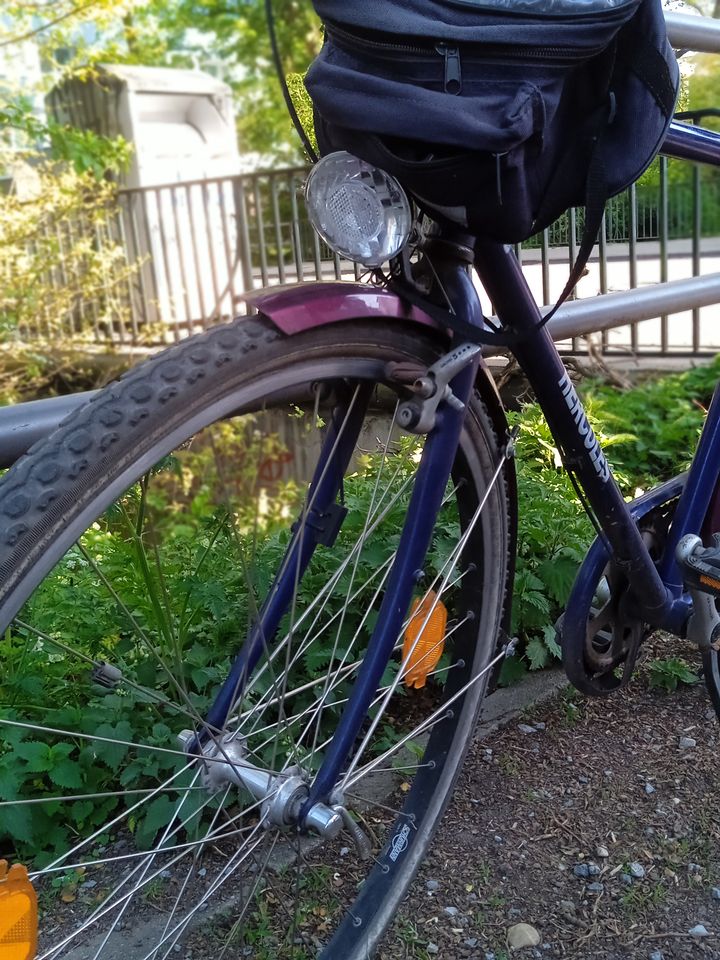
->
(191, 264), (510, 828)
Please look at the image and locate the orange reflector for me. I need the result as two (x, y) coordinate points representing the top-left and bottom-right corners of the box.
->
(0, 861), (37, 960)
(402, 590), (447, 689)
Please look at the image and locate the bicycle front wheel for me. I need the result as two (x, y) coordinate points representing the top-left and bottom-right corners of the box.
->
(0, 314), (510, 959)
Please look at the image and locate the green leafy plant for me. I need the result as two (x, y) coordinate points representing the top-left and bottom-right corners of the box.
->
(500, 404), (595, 681)
(0, 160), (137, 340)
(580, 358), (720, 488)
(3, 358), (718, 856)
(0, 427), (444, 861)
(499, 358), (720, 681)
(648, 657), (700, 692)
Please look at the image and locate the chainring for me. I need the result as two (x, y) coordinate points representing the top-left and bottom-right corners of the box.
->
(561, 486), (681, 696)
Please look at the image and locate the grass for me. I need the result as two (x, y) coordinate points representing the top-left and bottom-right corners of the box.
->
(393, 918), (432, 959)
(559, 688), (585, 726)
(619, 879), (668, 917)
(142, 877), (166, 902)
(497, 754), (522, 777)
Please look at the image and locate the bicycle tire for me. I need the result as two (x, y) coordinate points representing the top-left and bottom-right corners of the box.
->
(0, 314), (510, 959)
(702, 649), (720, 718)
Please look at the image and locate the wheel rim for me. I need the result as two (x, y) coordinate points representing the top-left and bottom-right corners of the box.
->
(0, 344), (506, 959)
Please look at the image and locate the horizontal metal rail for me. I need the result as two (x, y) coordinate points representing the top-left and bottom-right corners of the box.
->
(485, 272), (720, 356)
(1, 272), (720, 465)
(665, 12), (720, 53)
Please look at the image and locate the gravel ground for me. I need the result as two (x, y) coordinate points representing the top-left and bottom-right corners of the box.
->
(38, 643), (720, 960)
(378, 643), (720, 960)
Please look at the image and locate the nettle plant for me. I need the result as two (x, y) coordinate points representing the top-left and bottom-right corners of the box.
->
(2, 361), (716, 861)
(504, 357), (720, 683)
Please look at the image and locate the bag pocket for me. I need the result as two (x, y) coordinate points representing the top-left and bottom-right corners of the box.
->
(306, 30), (582, 241)
(306, 41), (546, 153)
(315, 114), (543, 242)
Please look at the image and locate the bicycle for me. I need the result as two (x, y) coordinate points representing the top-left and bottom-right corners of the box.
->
(2, 24), (720, 960)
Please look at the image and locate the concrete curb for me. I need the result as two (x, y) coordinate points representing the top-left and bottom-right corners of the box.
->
(474, 668), (569, 741)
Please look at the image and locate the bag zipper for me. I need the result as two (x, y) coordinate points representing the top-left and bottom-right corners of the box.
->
(327, 22), (607, 84)
(438, 44), (462, 95)
(326, 23), (607, 95)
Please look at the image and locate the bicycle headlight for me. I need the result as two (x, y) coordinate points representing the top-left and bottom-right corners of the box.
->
(305, 152), (412, 267)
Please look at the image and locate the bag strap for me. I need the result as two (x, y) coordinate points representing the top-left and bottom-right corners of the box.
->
(621, 29), (677, 120)
(540, 100), (614, 326)
(541, 29), (676, 327)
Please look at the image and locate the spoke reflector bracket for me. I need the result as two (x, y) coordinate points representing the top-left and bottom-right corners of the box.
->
(402, 591), (448, 689)
(0, 861), (37, 960)
(91, 661), (123, 689)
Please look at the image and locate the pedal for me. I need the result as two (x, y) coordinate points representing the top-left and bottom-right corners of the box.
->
(677, 533), (720, 598)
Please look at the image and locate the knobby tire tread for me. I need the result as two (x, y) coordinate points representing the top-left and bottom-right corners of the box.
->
(0, 313), (510, 960)
(0, 317), (283, 614)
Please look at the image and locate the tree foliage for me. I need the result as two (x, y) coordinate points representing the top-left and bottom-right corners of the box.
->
(0, 3), (141, 343)
(0, 159), (136, 341)
(135, 0), (322, 161)
(0, 0), (127, 59)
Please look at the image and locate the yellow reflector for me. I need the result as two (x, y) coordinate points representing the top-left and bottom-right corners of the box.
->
(0, 861), (37, 960)
(402, 590), (447, 689)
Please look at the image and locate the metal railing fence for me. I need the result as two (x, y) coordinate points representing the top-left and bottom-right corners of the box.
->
(12, 9), (720, 358)
(86, 159), (719, 357)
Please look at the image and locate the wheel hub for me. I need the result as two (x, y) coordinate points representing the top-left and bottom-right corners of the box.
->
(178, 730), (342, 838)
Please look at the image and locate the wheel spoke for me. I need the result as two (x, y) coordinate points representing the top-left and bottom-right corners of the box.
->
(305, 402), (400, 763)
(341, 447), (509, 788)
(14, 619), (202, 726)
(0, 323), (509, 958)
(39, 794), (268, 959)
(136, 819), (270, 960)
(84, 770), (212, 960)
(230, 457), (427, 737)
(345, 641), (511, 793)
(2, 785), (208, 807)
(149, 784), (235, 960)
(31, 761), (195, 878)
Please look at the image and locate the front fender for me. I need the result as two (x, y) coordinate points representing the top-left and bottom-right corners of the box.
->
(243, 281), (440, 335)
(245, 279), (518, 652)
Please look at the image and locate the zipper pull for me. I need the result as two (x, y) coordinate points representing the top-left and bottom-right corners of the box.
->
(437, 43), (462, 95)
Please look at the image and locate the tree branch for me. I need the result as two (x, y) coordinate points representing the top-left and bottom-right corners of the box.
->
(0, 0), (99, 49)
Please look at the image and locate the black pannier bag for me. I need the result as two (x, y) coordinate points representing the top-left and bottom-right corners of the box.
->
(305, 0), (679, 255)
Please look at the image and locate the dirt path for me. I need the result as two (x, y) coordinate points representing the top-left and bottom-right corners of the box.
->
(39, 645), (719, 960)
(378, 646), (720, 960)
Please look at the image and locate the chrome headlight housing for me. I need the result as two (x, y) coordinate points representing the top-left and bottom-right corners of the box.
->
(305, 151), (412, 267)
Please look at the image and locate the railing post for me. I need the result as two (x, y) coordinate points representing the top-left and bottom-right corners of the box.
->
(659, 157), (669, 353)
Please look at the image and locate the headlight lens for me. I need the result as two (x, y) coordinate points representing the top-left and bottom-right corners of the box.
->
(305, 151), (412, 267)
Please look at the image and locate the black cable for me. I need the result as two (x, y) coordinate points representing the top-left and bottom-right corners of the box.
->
(562, 455), (612, 558)
(264, 0), (319, 163)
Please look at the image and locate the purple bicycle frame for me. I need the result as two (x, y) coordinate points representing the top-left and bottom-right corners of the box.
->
(472, 119), (720, 635)
(211, 118), (720, 807)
